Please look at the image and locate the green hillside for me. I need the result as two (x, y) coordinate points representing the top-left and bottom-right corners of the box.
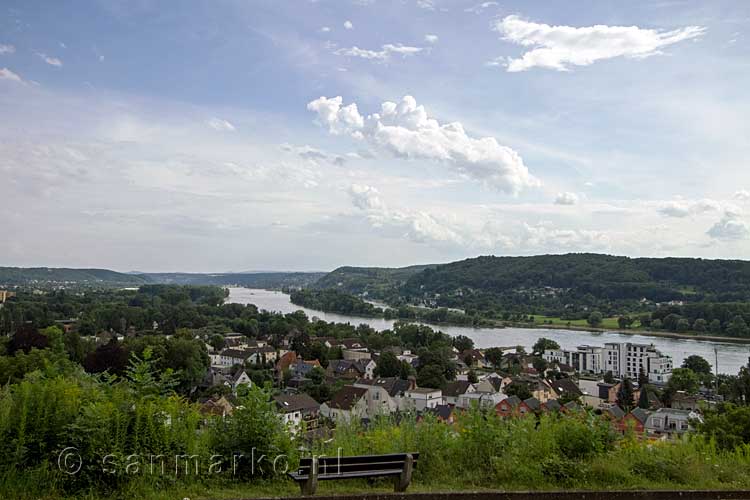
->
(312, 264), (434, 300)
(0, 267), (148, 288)
(312, 253), (750, 313)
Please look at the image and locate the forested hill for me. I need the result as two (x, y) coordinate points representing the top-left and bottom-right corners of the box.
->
(312, 264), (434, 299)
(0, 267), (324, 289)
(314, 253), (750, 307)
(0, 267), (147, 288)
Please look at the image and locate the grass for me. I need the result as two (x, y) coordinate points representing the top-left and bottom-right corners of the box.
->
(5, 409), (750, 500)
(534, 316), (624, 329)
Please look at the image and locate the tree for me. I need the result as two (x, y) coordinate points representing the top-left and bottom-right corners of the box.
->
(709, 319), (722, 334)
(637, 368), (649, 388)
(676, 318), (690, 333)
(467, 369), (478, 384)
(417, 364), (446, 390)
(484, 347), (504, 368)
(374, 351), (401, 378)
(727, 316), (750, 337)
(532, 337), (560, 355)
(587, 311), (603, 327)
(682, 355), (712, 375)
(693, 318), (707, 332)
(505, 381), (532, 401)
(452, 335), (474, 353)
(208, 334), (225, 351)
(667, 367), (700, 394)
(83, 339), (129, 375)
(616, 377), (635, 411)
(8, 325), (49, 355)
(603, 371), (615, 384)
(697, 404), (750, 450)
(637, 385), (651, 409)
(617, 316), (633, 329)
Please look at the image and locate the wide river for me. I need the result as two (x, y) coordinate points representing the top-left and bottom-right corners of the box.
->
(228, 287), (750, 375)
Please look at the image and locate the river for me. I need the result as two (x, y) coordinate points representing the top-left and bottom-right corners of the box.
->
(228, 287), (750, 375)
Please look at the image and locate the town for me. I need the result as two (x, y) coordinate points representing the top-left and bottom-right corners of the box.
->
(202, 324), (709, 440)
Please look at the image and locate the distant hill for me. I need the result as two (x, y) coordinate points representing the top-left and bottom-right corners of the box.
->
(312, 253), (750, 310)
(0, 267), (148, 288)
(138, 272), (325, 289)
(0, 267), (324, 290)
(312, 264), (435, 299)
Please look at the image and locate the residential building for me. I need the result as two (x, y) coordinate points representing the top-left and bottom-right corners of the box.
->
(320, 386), (369, 422)
(353, 377), (412, 416)
(645, 408), (702, 437)
(544, 342), (673, 384)
(274, 393), (320, 434)
(442, 380), (475, 406)
(404, 387), (442, 412)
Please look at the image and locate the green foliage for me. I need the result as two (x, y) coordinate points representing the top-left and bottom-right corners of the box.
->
(532, 337), (560, 355)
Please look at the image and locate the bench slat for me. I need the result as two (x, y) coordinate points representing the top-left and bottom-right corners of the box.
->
(298, 453), (419, 466)
(289, 469), (404, 481)
(297, 459), (419, 473)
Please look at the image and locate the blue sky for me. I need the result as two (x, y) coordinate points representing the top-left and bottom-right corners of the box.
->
(1, 0), (749, 272)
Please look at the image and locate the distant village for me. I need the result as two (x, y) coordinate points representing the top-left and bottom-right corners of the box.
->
(199, 329), (709, 440)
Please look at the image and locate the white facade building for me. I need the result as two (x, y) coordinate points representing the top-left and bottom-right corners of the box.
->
(544, 342), (672, 384)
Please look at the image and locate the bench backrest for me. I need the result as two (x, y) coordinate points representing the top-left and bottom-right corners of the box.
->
(297, 453), (419, 477)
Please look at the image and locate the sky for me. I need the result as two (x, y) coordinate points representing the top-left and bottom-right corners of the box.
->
(1, 0), (749, 272)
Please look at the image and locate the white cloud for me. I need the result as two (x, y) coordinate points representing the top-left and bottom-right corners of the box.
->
(424, 34), (439, 44)
(0, 67), (23, 83)
(555, 192), (579, 205)
(0, 44), (15, 55)
(320, 26), (331, 33)
(37, 52), (63, 67)
(734, 190), (750, 201)
(308, 95), (539, 194)
(657, 198), (721, 218)
(206, 117), (236, 132)
(334, 43), (424, 61)
(281, 143), (347, 166)
(494, 15), (705, 72)
(416, 0), (435, 10)
(707, 212), (750, 241)
(343, 20), (354, 30)
(464, 1), (498, 14)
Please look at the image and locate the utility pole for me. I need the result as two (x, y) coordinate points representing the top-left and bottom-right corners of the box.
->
(714, 347), (719, 394)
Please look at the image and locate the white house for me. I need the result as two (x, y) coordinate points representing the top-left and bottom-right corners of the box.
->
(404, 387), (442, 412)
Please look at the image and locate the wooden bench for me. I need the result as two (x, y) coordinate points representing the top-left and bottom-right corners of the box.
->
(288, 452), (419, 495)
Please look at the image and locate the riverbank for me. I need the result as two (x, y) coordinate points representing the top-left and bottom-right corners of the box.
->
(505, 321), (750, 345)
(288, 293), (750, 345)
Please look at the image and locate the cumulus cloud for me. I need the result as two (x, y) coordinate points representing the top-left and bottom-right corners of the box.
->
(493, 15), (705, 72)
(707, 212), (750, 241)
(206, 117), (236, 132)
(307, 95), (539, 194)
(424, 34), (439, 44)
(334, 43), (424, 61)
(320, 26), (331, 33)
(343, 20), (354, 30)
(416, 0), (436, 10)
(37, 52), (63, 67)
(657, 198), (721, 218)
(347, 184), (613, 251)
(734, 190), (750, 201)
(555, 192), (579, 205)
(348, 184), (470, 246)
(0, 67), (23, 83)
(0, 44), (15, 55)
